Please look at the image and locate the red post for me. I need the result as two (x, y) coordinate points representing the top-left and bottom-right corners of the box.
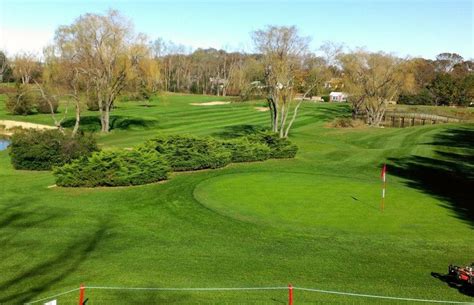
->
(78, 284), (85, 305)
(288, 283), (293, 305)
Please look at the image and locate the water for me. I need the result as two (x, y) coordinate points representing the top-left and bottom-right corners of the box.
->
(0, 139), (10, 151)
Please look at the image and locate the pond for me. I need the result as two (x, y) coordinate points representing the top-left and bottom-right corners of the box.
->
(0, 139), (11, 151)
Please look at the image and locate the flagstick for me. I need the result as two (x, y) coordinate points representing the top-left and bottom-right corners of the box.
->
(381, 179), (386, 212)
(381, 164), (386, 212)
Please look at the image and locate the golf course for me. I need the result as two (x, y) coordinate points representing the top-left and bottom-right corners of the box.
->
(0, 94), (473, 304)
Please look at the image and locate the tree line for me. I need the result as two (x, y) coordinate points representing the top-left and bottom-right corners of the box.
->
(0, 10), (472, 135)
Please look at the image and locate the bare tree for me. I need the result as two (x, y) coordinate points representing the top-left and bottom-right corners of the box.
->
(41, 45), (85, 135)
(0, 51), (8, 83)
(252, 25), (310, 138)
(11, 52), (41, 84)
(54, 10), (149, 132)
(339, 50), (404, 126)
(435, 53), (464, 73)
(319, 41), (344, 67)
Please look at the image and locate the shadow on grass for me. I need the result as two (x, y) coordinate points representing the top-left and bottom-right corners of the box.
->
(431, 272), (474, 297)
(310, 104), (352, 121)
(62, 115), (159, 132)
(212, 124), (267, 139)
(0, 201), (111, 304)
(0, 200), (59, 258)
(350, 196), (379, 212)
(388, 127), (474, 227)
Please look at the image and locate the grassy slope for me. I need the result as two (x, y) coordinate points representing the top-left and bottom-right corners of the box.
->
(0, 95), (473, 304)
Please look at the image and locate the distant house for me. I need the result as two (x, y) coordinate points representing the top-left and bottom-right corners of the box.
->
(329, 92), (348, 102)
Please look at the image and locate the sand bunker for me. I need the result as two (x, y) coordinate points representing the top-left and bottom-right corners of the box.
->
(0, 120), (56, 135)
(190, 101), (231, 106)
(254, 107), (269, 112)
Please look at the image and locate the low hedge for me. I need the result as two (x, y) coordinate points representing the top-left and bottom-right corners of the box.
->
(52, 132), (297, 188)
(54, 149), (169, 187)
(9, 129), (98, 170)
(247, 132), (298, 159)
(143, 135), (232, 171)
(220, 138), (271, 162)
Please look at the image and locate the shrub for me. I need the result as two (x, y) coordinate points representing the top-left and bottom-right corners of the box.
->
(9, 129), (98, 170)
(398, 89), (433, 105)
(86, 93), (100, 111)
(54, 149), (169, 187)
(143, 135), (232, 171)
(36, 96), (59, 114)
(5, 86), (36, 115)
(247, 132), (298, 159)
(220, 138), (271, 162)
(330, 117), (366, 128)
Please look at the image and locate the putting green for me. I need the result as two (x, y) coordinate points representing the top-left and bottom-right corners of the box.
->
(193, 172), (461, 237)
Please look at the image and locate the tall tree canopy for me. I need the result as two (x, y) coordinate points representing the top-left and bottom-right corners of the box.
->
(252, 25), (310, 138)
(54, 10), (151, 132)
(339, 50), (404, 126)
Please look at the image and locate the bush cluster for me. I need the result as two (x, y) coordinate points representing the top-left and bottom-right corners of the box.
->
(398, 89), (433, 106)
(54, 149), (169, 187)
(6, 87), (36, 115)
(86, 92), (100, 111)
(45, 131), (297, 188)
(247, 132), (298, 159)
(9, 129), (98, 170)
(220, 138), (271, 162)
(142, 135), (232, 171)
(6, 85), (59, 115)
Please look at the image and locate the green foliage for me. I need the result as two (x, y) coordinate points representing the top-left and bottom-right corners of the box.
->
(5, 85), (36, 115)
(9, 129), (98, 170)
(36, 96), (59, 114)
(247, 131), (298, 158)
(457, 74), (474, 107)
(119, 88), (154, 102)
(5, 85), (59, 114)
(143, 135), (232, 171)
(219, 137), (271, 162)
(321, 95), (330, 102)
(398, 88), (433, 105)
(400, 72), (474, 107)
(428, 73), (457, 106)
(54, 149), (169, 187)
(86, 92), (100, 111)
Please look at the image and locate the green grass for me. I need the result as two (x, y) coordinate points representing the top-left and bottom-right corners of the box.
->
(0, 94), (473, 304)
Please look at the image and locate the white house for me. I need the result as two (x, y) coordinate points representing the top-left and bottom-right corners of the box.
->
(329, 92), (348, 102)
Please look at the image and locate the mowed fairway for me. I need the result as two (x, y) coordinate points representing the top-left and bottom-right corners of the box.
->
(0, 95), (473, 304)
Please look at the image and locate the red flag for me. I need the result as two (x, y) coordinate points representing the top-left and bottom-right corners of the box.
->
(381, 164), (386, 182)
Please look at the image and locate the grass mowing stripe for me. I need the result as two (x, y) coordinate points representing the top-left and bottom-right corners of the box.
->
(0, 94), (472, 304)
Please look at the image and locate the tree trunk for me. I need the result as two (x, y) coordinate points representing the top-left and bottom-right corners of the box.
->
(273, 94), (279, 133)
(102, 108), (110, 132)
(284, 100), (302, 138)
(72, 100), (81, 136)
(279, 100), (289, 138)
(268, 97), (275, 131)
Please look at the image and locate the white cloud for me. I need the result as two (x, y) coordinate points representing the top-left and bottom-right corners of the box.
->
(0, 26), (54, 56)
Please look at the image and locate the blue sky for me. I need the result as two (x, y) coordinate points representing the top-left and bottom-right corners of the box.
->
(1, 0), (472, 59)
